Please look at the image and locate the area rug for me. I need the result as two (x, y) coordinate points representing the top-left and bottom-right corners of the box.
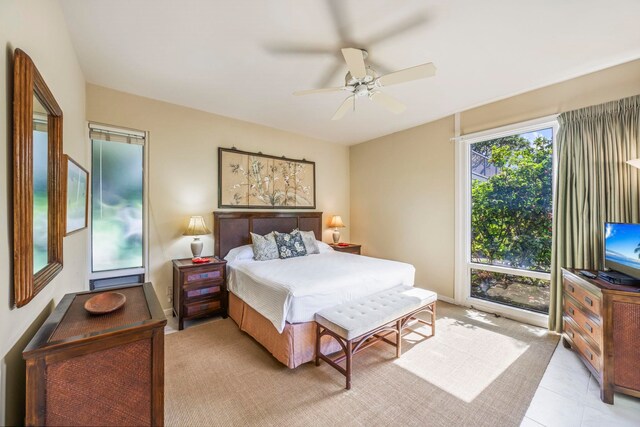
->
(165, 302), (559, 427)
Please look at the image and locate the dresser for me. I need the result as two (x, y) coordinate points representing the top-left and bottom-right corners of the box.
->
(22, 283), (166, 426)
(561, 268), (640, 404)
(329, 243), (361, 255)
(173, 257), (227, 330)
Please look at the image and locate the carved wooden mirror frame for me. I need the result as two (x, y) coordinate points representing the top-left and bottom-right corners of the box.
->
(13, 49), (64, 307)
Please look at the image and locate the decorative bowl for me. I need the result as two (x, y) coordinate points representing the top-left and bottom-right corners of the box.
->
(84, 292), (126, 315)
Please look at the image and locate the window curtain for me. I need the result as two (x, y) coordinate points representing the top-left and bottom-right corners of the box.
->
(550, 95), (640, 332)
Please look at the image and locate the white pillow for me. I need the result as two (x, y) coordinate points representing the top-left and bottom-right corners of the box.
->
(292, 229), (320, 254)
(317, 241), (334, 253)
(224, 244), (254, 262)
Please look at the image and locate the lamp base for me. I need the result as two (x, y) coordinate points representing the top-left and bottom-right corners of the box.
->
(332, 230), (340, 244)
(190, 237), (203, 258)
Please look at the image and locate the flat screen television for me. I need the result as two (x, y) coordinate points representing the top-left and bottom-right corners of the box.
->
(604, 222), (640, 279)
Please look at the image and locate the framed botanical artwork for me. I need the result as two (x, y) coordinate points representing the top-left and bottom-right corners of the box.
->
(218, 147), (316, 209)
(64, 154), (89, 235)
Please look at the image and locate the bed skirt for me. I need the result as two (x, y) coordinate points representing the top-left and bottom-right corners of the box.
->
(228, 292), (342, 368)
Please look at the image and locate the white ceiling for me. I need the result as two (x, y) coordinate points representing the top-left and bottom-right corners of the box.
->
(60, 0), (640, 145)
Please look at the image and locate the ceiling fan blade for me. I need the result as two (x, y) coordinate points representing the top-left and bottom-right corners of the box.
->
(332, 96), (354, 120)
(365, 14), (428, 46)
(327, 0), (352, 45)
(377, 63), (436, 87)
(370, 91), (406, 114)
(341, 48), (367, 79)
(264, 45), (336, 56)
(294, 87), (345, 96)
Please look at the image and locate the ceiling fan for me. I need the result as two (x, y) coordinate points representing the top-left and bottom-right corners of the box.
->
(294, 48), (436, 120)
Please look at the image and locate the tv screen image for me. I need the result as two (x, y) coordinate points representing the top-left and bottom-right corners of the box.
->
(604, 222), (640, 279)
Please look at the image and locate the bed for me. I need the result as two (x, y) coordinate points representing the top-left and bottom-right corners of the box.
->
(213, 211), (415, 368)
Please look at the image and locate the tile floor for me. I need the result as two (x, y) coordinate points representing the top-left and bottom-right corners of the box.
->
(165, 315), (640, 427)
(522, 341), (640, 427)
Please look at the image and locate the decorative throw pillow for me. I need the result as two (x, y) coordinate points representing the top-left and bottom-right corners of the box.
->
(250, 232), (279, 261)
(274, 232), (307, 259)
(293, 229), (320, 254)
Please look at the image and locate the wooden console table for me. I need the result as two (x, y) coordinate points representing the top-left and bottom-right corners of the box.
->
(561, 268), (640, 404)
(23, 283), (166, 426)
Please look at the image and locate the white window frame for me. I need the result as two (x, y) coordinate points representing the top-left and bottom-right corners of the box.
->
(454, 115), (558, 328)
(88, 123), (150, 282)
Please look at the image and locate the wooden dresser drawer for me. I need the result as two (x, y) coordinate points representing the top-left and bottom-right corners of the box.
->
(563, 275), (602, 316)
(564, 297), (602, 348)
(565, 320), (601, 373)
(184, 299), (221, 317)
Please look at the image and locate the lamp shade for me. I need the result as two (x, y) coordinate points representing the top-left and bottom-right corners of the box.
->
(329, 215), (345, 228)
(183, 216), (211, 236)
(627, 158), (640, 169)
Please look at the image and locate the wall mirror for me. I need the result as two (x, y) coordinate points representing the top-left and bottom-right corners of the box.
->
(13, 49), (64, 307)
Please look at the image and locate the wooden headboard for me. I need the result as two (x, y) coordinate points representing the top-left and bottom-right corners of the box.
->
(213, 211), (323, 258)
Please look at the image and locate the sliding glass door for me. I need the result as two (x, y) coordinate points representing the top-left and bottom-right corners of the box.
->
(457, 118), (557, 324)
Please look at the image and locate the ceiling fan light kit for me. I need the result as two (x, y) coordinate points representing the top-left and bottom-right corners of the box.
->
(294, 47), (436, 120)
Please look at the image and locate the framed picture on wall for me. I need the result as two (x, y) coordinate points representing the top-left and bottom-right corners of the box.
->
(218, 147), (316, 209)
(64, 154), (89, 235)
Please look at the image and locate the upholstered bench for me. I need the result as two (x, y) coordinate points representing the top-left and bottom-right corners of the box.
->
(315, 285), (437, 389)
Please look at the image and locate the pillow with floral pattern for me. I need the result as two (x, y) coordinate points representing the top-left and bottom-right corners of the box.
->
(274, 231), (307, 259)
(250, 232), (279, 261)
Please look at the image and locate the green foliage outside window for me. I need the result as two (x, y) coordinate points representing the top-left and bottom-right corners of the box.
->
(471, 135), (553, 272)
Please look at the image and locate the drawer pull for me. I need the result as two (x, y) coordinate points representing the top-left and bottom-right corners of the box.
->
(568, 284), (575, 293)
(567, 330), (574, 338)
(584, 296), (593, 306)
(585, 349), (594, 361)
(568, 307), (575, 315)
(585, 323), (593, 333)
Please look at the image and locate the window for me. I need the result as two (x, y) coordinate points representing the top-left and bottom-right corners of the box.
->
(89, 124), (147, 285)
(456, 117), (557, 325)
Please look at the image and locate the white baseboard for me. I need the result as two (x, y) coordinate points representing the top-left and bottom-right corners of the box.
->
(437, 295), (456, 305)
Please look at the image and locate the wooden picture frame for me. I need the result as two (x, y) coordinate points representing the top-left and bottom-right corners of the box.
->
(63, 155), (89, 235)
(13, 49), (64, 307)
(218, 147), (316, 209)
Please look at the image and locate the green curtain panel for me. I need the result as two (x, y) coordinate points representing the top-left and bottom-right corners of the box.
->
(550, 95), (640, 331)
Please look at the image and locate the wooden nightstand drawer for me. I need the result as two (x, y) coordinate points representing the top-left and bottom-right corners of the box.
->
(184, 298), (221, 317)
(184, 283), (222, 301)
(564, 297), (602, 348)
(183, 267), (223, 284)
(563, 274), (601, 317)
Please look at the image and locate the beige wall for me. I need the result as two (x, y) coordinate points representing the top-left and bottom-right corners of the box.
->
(350, 59), (640, 300)
(0, 1), (88, 424)
(86, 84), (350, 310)
(350, 116), (455, 298)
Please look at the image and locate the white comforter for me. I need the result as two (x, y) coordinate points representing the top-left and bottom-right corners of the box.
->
(227, 251), (415, 333)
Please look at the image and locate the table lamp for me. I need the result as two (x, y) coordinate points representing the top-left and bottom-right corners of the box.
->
(183, 215), (211, 258)
(329, 215), (345, 244)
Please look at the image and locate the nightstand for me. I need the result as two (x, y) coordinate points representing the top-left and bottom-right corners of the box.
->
(329, 243), (361, 255)
(172, 257), (227, 330)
